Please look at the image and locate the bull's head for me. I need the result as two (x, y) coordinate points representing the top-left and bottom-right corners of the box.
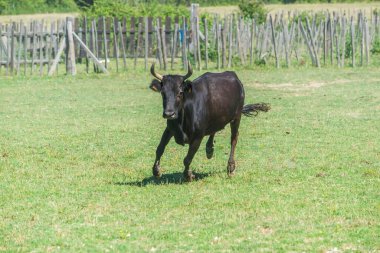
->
(150, 63), (193, 120)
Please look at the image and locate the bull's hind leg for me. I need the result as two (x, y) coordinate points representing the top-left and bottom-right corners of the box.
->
(183, 137), (203, 182)
(152, 127), (173, 178)
(206, 133), (215, 159)
(227, 116), (241, 176)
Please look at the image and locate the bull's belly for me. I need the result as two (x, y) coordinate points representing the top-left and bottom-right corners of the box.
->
(205, 127), (225, 136)
(182, 119), (230, 141)
(204, 117), (234, 135)
(182, 104), (243, 140)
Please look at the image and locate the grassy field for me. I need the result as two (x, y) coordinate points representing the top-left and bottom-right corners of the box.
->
(201, 2), (380, 16)
(0, 66), (379, 252)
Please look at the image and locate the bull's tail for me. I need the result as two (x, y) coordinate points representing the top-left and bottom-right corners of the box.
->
(242, 103), (271, 117)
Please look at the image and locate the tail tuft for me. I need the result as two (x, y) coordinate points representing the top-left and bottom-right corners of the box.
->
(242, 103), (271, 117)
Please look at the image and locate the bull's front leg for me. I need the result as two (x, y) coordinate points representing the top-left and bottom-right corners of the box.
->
(183, 137), (203, 182)
(152, 127), (173, 178)
(206, 133), (215, 159)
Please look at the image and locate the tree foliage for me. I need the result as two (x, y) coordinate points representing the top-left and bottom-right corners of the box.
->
(0, 0), (78, 14)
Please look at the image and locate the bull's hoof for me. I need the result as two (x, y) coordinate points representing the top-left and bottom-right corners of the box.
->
(227, 161), (236, 176)
(152, 162), (162, 178)
(184, 171), (195, 182)
(206, 146), (214, 159)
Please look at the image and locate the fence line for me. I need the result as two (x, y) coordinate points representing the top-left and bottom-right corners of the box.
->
(0, 7), (379, 76)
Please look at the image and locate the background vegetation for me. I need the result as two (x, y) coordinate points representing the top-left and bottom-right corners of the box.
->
(82, 0), (190, 19)
(0, 0), (379, 15)
(0, 0), (78, 14)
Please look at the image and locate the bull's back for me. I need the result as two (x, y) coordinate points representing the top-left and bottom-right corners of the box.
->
(192, 71), (244, 134)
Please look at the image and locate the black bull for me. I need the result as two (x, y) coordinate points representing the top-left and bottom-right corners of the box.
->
(149, 63), (270, 182)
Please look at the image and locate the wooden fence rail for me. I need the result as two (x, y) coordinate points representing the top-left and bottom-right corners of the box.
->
(0, 8), (379, 76)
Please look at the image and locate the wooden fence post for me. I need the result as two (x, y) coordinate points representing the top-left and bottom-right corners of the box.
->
(23, 24), (27, 76)
(156, 19), (163, 69)
(171, 23), (179, 70)
(216, 22), (221, 70)
(10, 22), (15, 75)
(145, 17), (149, 71)
(222, 16), (227, 68)
(135, 22), (142, 69)
(102, 16), (108, 69)
(228, 16), (233, 68)
(250, 18), (255, 66)
(282, 19), (290, 67)
(270, 15), (279, 68)
(365, 17), (370, 66)
(31, 21), (36, 75)
(119, 21), (127, 70)
(351, 16), (355, 67)
(66, 19), (76, 75)
(196, 16), (201, 71)
(204, 18), (208, 70)
(182, 17), (188, 70)
(113, 17), (119, 72)
(161, 24), (167, 71)
(39, 21), (44, 76)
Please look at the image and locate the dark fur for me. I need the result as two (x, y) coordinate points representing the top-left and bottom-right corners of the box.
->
(150, 71), (270, 181)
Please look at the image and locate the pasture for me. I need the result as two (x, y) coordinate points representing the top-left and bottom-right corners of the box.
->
(200, 2), (380, 16)
(0, 67), (379, 252)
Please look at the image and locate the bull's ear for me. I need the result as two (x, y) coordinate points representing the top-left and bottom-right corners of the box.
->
(149, 79), (162, 92)
(183, 80), (192, 93)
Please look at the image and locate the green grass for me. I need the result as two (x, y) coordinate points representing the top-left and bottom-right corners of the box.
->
(0, 67), (379, 252)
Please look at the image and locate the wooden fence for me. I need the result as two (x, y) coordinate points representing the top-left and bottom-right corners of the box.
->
(0, 9), (379, 76)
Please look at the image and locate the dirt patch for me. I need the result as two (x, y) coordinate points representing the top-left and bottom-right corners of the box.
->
(267, 83), (294, 89)
(307, 81), (325, 88)
(346, 112), (361, 119)
(252, 81), (325, 91)
(251, 79), (363, 92)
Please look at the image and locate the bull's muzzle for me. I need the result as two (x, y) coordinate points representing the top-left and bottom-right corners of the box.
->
(163, 110), (176, 119)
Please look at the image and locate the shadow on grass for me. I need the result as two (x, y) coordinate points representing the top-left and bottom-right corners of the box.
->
(114, 172), (212, 187)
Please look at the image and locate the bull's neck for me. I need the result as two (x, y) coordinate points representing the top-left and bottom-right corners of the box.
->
(166, 109), (187, 145)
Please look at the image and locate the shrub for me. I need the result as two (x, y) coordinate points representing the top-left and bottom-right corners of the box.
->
(373, 8), (379, 17)
(239, 0), (267, 24)
(371, 38), (380, 55)
(83, 0), (190, 19)
(294, 10), (325, 26)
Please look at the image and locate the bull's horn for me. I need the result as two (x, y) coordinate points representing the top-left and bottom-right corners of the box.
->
(183, 62), (193, 80)
(150, 63), (163, 81)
